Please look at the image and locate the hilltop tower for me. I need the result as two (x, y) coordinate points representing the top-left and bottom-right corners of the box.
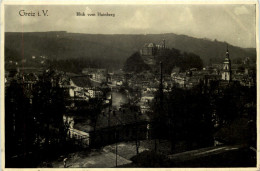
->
(221, 45), (232, 81)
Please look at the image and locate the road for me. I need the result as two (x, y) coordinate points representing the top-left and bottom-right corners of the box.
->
(168, 145), (243, 161)
(50, 141), (150, 168)
(51, 149), (132, 168)
(49, 143), (255, 168)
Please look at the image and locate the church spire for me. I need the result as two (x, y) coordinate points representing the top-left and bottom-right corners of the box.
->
(226, 44), (229, 52)
(222, 45), (232, 81)
(226, 44), (229, 58)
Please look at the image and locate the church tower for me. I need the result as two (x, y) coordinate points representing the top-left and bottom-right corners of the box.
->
(221, 45), (232, 81)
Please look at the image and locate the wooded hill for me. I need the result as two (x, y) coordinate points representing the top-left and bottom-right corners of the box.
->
(5, 32), (256, 71)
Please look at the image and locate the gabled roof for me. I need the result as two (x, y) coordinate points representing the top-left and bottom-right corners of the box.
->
(148, 43), (156, 48)
(24, 73), (38, 82)
(71, 76), (92, 88)
(96, 108), (150, 130)
(143, 43), (156, 48)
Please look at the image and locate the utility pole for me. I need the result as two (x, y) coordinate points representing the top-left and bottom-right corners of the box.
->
(115, 125), (118, 167)
(155, 61), (163, 152)
(160, 61), (163, 109)
(108, 93), (112, 127)
(163, 39), (166, 49)
(135, 112), (139, 154)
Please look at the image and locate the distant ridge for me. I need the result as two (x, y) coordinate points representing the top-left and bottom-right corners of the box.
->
(5, 32), (256, 68)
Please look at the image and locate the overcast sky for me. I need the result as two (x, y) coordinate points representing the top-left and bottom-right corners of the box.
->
(5, 4), (256, 48)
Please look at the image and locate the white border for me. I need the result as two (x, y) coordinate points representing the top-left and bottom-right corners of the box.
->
(1, 0), (259, 171)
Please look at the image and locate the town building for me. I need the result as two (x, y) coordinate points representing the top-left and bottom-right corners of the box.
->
(82, 68), (108, 83)
(63, 105), (150, 148)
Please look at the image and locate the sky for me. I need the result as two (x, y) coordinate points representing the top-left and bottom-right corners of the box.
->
(4, 4), (256, 48)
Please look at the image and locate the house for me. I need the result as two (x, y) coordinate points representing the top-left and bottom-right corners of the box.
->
(68, 76), (93, 100)
(139, 93), (154, 114)
(63, 114), (92, 147)
(82, 68), (108, 83)
(172, 73), (186, 88)
(63, 106), (151, 148)
(91, 107), (151, 147)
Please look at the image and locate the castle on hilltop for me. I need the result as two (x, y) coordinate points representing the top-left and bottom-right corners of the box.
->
(140, 40), (167, 65)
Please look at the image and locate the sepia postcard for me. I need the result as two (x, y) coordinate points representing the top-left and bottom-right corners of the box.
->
(0, 0), (259, 170)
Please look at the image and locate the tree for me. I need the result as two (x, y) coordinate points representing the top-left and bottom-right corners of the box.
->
(5, 79), (34, 160)
(123, 49), (203, 75)
(32, 69), (66, 147)
(150, 84), (213, 153)
(123, 52), (151, 73)
(214, 83), (243, 126)
(88, 98), (103, 134)
(75, 97), (104, 147)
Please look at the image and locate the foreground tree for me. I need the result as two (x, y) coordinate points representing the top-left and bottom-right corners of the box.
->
(5, 79), (35, 165)
(150, 83), (214, 153)
(32, 69), (66, 147)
